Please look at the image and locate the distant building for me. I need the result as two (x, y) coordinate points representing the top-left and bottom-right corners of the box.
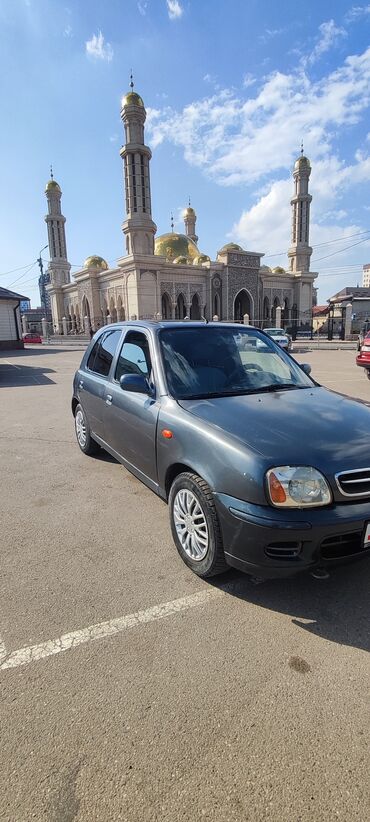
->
(0, 286), (28, 349)
(45, 82), (317, 336)
(327, 286), (370, 339)
(21, 307), (45, 335)
(363, 264), (370, 288)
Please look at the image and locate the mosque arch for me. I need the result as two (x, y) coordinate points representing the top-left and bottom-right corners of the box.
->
(272, 297), (280, 324)
(117, 295), (125, 321)
(234, 289), (253, 323)
(213, 292), (221, 319)
(161, 292), (171, 320)
(175, 292), (186, 320)
(109, 296), (117, 323)
(190, 292), (201, 320)
(263, 296), (270, 326)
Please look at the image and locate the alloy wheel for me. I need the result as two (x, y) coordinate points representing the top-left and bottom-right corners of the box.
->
(173, 489), (209, 560)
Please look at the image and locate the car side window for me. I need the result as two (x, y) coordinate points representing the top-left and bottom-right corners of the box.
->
(87, 330), (122, 377)
(115, 331), (152, 381)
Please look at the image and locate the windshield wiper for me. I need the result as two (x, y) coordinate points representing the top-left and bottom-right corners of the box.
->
(256, 383), (310, 393)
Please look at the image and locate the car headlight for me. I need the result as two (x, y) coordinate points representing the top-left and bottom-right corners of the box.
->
(266, 466), (332, 508)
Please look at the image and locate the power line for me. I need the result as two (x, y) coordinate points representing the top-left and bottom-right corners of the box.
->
(264, 229), (370, 258)
(312, 237), (370, 263)
(0, 260), (38, 278)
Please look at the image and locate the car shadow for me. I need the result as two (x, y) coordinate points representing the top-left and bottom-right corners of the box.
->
(210, 559), (370, 653)
(0, 362), (56, 387)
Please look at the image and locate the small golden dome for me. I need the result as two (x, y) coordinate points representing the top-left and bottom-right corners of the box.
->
(84, 255), (109, 271)
(45, 179), (61, 193)
(173, 256), (188, 265)
(260, 265), (272, 272)
(183, 206), (195, 217)
(193, 254), (210, 265)
(273, 266), (286, 274)
(218, 242), (243, 253)
(294, 155), (311, 171)
(121, 91), (144, 108)
(155, 233), (200, 263)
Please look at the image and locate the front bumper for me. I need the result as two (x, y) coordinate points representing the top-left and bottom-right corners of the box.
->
(356, 354), (370, 369)
(214, 493), (370, 578)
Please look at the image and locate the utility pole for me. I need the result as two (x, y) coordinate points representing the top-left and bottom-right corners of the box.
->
(38, 245), (48, 313)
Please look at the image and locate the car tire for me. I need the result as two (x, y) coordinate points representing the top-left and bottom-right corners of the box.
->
(168, 472), (228, 578)
(74, 403), (100, 456)
(366, 371), (370, 381)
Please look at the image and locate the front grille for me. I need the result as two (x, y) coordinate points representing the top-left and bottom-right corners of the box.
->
(320, 531), (365, 560)
(264, 541), (301, 560)
(336, 468), (370, 498)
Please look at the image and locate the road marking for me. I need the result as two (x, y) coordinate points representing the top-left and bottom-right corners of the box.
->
(0, 588), (221, 672)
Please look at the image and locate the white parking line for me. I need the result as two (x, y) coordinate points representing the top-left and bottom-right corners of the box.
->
(0, 588), (221, 672)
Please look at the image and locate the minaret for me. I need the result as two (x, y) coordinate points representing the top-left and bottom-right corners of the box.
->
(288, 145), (312, 273)
(44, 168), (71, 286)
(120, 75), (157, 256)
(183, 198), (198, 243)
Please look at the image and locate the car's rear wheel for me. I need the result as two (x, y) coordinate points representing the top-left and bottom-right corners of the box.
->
(169, 472), (228, 577)
(74, 403), (100, 456)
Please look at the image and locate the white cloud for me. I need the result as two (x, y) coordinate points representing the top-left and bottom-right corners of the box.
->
(85, 31), (113, 62)
(109, 134), (118, 142)
(166, 1), (183, 21)
(147, 47), (370, 189)
(259, 27), (285, 44)
(242, 73), (256, 88)
(138, 1), (148, 15)
(345, 5), (370, 22)
(64, 24), (72, 37)
(306, 19), (347, 66)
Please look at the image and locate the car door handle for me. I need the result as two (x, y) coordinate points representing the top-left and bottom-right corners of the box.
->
(78, 380), (84, 389)
(106, 394), (113, 405)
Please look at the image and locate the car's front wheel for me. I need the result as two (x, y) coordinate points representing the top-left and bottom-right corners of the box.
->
(168, 472), (228, 577)
(74, 403), (100, 456)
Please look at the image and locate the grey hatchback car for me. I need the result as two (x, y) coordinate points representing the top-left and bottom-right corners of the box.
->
(72, 322), (370, 579)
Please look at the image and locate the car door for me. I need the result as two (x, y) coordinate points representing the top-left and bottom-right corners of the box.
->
(103, 328), (159, 487)
(79, 328), (123, 440)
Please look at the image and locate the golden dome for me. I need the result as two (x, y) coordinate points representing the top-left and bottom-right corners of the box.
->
(45, 179), (61, 193)
(84, 255), (109, 271)
(273, 266), (286, 274)
(154, 233), (200, 263)
(121, 91), (144, 108)
(294, 155), (311, 171)
(193, 254), (210, 265)
(218, 242), (243, 253)
(183, 206), (195, 217)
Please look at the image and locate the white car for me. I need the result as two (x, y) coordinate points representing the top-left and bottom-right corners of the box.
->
(264, 328), (292, 351)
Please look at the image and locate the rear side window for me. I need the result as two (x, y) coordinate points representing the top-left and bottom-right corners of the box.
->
(87, 329), (122, 377)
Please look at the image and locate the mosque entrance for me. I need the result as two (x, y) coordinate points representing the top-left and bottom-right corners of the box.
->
(234, 290), (251, 323)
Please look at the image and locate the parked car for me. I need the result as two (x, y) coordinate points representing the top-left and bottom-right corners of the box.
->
(357, 323), (370, 351)
(72, 322), (370, 579)
(356, 331), (370, 380)
(22, 332), (42, 344)
(264, 327), (292, 351)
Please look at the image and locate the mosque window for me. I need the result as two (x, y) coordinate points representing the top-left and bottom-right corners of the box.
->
(57, 223), (63, 257)
(140, 155), (146, 212)
(131, 154), (137, 212)
(51, 221), (57, 257)
(124, 157), (129, 213)
(299, 203), (303, 243)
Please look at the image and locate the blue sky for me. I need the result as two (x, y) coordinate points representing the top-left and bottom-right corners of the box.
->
(1, 0), (370, 306)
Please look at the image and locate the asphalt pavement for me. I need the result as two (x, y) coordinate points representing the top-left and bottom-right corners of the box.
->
(0, 345), (369, 821)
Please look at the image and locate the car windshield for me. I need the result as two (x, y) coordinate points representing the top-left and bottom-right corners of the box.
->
(265, 328), (285, 336)
(159, 326), (313, 399)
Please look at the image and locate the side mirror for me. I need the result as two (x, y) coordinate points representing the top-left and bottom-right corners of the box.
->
(119, 374), (150, 394)
(301, 363), (312, 375)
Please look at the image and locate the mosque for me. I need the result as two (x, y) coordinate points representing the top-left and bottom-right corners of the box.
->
(45, 81), (317, 335)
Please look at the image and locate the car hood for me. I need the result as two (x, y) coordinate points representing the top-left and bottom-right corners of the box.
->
(178, 387), (370, 471)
